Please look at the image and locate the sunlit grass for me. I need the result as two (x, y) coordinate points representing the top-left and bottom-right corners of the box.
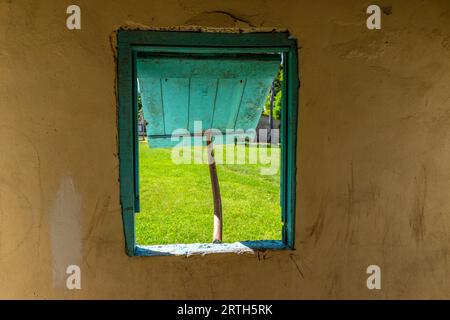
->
(136, 141), (282, 245)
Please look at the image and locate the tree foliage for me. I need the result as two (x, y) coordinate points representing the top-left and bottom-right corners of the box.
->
(263, 66), (283, 120)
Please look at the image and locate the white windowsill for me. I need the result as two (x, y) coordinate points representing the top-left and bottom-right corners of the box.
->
(135, 240), (287, 257)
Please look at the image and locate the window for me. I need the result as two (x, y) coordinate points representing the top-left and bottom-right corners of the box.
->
(117, 30), (299, 256)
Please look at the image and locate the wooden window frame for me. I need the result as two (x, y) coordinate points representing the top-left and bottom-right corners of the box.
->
(117, 30), (299, 256)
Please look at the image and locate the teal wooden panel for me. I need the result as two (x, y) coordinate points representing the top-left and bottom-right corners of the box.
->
(188, 78), (217, 132)
(117, 30), (298, 255)
(285, 44), (300, 249)
(133, 46), (291, 54)
(133, 52), (140, 213)
(235, 78), (274, 132)
(137, 56), (280, 78)
(161, 78), (189, 133)
(280, 53), (287, 242)
(117, 39), (136, 256)
(149, 137), (184, 148)
(211, 79), (245, 131)
(137, 55), (280, 147)
(138, 78), (165, 135)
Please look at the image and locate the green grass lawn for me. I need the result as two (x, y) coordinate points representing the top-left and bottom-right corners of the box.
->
(136, 141), (282, 245)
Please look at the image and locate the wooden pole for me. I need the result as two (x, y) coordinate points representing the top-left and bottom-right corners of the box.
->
(206, 131), (223, 243)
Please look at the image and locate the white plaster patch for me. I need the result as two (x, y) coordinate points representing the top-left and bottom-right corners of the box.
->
(50, 177), (82, 288)
(136, 240), (286, 257)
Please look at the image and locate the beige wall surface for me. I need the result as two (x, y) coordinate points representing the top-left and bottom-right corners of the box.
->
(0, 0), (449, 299)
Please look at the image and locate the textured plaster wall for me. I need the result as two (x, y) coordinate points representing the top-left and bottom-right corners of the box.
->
(0, 0), (449, 299)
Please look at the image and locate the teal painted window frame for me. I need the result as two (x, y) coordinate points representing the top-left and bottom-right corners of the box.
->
(117, 30), (299, 256)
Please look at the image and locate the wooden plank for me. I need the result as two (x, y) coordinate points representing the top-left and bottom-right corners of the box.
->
(137, 77), (165, 135)
(188, 78), (217, 132)
(234, 77), (275, 132)
(161, 78), (190, 133)
(211, 79), (245, 131)
(117, 40), (136, 256)
(285, 42), (299, 249)
(132, 46), (291, 54)
(132, 51), (140, 213)
(137, 56), (280, 78)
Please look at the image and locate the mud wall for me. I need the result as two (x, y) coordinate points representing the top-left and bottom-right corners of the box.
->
(0, 0), (449, 298)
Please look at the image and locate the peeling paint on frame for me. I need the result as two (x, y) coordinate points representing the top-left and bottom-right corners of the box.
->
(117, 30), (299, 257)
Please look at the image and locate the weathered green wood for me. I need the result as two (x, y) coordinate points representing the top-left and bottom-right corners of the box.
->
(117, 30), (299, 255)
(117, 39), (136, 256)
(206, 133), (223, 243)
(235, 78), (274, 132)
(188, 78), (217, 132)
(137, 56), (281, 78)
(284, 43), (299, 249)
(161, 78), (190, 134)
(132, 46), (291, 54)
(139, 78), (165, 135)
(280, 53), (287, 242)
(133, 51), (140, 213)
(211, 79), (245, 131)
(137, 55), (280, 147)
